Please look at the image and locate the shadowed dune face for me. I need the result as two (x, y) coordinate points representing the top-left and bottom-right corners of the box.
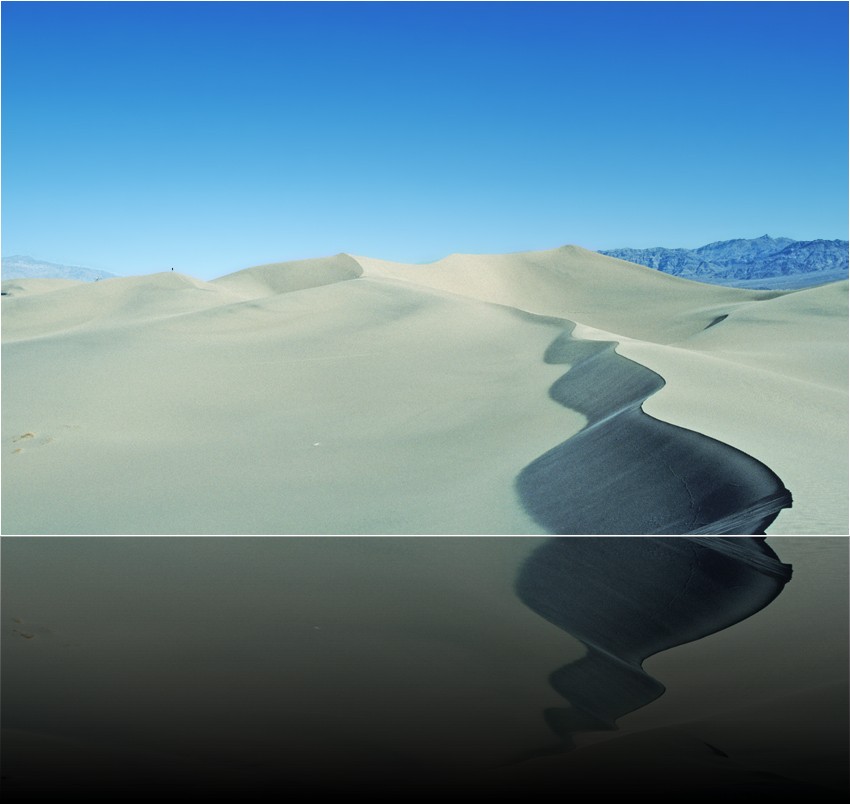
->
(515, 537), (792, 746)
(516, 325), (793, 534)
(359, 250), (847, 534)
(2, 247), (844, 533)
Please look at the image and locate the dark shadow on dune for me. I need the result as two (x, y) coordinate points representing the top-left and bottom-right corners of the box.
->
(704, 313), (728, 330)
(516, 325), (792, 534)
(515, 537), (792, 748)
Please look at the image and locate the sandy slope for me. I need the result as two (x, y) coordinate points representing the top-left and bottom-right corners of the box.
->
(612, 281), (848, 535)
(355, 246), (782, 342)
(358, 248), (847, 534)
(2, 246), (846, 534)
(2, 261), (578, 534)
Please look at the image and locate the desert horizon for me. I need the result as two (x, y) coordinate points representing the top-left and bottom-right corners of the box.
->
(3, 244), (847, 535)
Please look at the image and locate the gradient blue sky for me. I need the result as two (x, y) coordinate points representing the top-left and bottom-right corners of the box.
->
(2, 1), (847, 279)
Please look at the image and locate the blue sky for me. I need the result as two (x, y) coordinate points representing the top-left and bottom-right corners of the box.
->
(2, 1), (847, 280)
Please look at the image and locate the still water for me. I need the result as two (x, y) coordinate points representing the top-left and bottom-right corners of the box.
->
(2, 537), (847, 797)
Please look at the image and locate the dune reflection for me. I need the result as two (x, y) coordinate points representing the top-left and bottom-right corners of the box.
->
(515, 537), (792, 746)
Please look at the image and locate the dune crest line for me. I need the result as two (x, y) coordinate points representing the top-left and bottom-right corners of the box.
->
(515, 537), (792, 747)
(516, 323), (792, 535)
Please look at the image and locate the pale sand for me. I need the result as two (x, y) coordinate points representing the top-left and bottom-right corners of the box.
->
(357, 247), (848, 534)
(1, 537), (846, 795)
(2, 246), (846, 534)
(2, 263), (578, 534)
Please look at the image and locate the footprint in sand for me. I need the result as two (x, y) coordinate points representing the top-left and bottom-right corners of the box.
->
(10, 429), (68, 454)
(10, 433), (35, 454)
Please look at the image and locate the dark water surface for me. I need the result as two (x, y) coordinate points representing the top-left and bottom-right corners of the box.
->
(1, 537), (846, 799)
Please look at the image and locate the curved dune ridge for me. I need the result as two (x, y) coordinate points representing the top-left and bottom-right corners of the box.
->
(515, 537), (792, 747)
(1, 255), (364, 343)
(516, 326), (792, 534)
(0, 271), (244, 343)
(2, 246), (846, 534)
(357, 248), (847, 534)
(354, 246), (785, 343)
(211, 253), (363, 300)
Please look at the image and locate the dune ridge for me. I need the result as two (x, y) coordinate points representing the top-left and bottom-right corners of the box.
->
(354, 248), (846, 534)
(210, 253), (363, 300)
(2, 246), (845, 534)
(515, 324), (791, 534)
(353, 246), (785, 343)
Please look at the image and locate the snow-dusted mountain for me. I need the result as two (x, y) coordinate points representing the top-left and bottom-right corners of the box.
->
(600, 235), (848, 289)
(1, 255), (118, 282)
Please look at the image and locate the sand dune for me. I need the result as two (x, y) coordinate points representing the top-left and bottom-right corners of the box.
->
(2, 246), (846, 534)
(211, 253), (363, 299)
(355, 247), (784, 342)
(516, 327), (791, 534)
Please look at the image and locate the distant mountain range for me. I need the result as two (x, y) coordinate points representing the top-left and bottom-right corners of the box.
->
(1, 255), (118, 282)
(600, 235), (849, 290)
